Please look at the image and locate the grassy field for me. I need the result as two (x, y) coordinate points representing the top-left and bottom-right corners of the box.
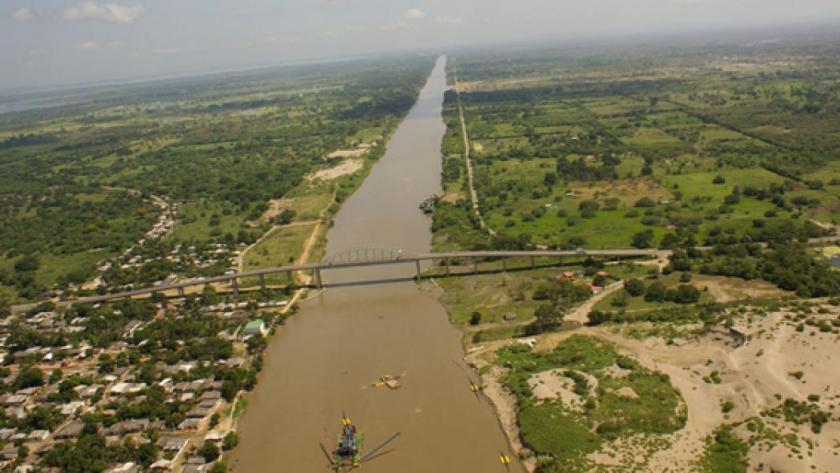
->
(436, 44), (840, 252)
(0, 56), (435, 301)
(498, 335), (686, 472)
(243, 224), (313, 269)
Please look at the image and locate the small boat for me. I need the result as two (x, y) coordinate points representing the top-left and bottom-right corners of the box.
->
(372, 374), (403, 390)
(419, 194), (438, 214)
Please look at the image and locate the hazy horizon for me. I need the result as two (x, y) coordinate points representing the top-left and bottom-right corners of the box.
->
(4, 0), (840, 92)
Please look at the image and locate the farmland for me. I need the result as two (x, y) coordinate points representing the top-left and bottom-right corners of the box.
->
(431, 37), (840, 473)
(0, 56), (435, 303)
(435, 41), (840, 252)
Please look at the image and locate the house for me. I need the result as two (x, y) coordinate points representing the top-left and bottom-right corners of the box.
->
(204, 431), (225, 445)
(243, 319), (268, 337)
(158, 378), (174, 393)
(556, 271), (575, 281)
(55, 421), (85, 440)
(502, 312), (517, 322)
(157, 435), (189, 457)
(105, 463), (140, 473)
(200, 390), (222, 402)
(182, 456), (207, 473)
(149, 459), (172, 472)
(109, 382), (147, 396)
(60, 401), (86, 416)
(103, 419), (149, 436)
(186, 404), (216, 419)
(28, 430), (49, 441)
(178, 418), (205, 431)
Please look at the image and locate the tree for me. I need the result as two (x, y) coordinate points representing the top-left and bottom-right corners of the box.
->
(210, 461), (228, 473)
(0, 291), (10, 317)
(49, 369), (63, 385)
(632, 230), (655, 249)
(672, 285), (701, 304)
(468, 311), (482, 326)
(712, 175), (726, 184)
(222, 432), (240, 451)
(277, 209), (297, 225)
(136, 442), (159, 467)
(15, 366), (45, 389)
(14, 255), (40, 272)
(526, 303), (566, 335)
(199, 441), (220, 463)
(660, 233), (681, 249)
(644, 282), (667, 302)
(634, 197), (656, 208)
(625, 279), (646, 297)
(587, 310), (610, 326)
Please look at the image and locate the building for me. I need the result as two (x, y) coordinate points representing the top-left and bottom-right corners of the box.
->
(243, 319), (268, 337)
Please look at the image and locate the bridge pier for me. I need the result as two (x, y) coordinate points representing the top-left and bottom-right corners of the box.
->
(502, 259), (507, 272)
(177, 287), (185, 298)
(473, 260), (478, 274)
(314, 268), (323, 289)
(232, 278), (239, 296)
(530, 256), (536, 270)
(259, 274), (266, 289)
(445, 259), (450, 276)
(415, 260), (421, 280)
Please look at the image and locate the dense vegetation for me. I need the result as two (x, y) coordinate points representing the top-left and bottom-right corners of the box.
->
(435, 38), (840, 257)
(0, 56), (435, 302)
(498, 335), (686, 472)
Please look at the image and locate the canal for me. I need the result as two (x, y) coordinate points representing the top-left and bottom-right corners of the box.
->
(230, 56), (524, 473)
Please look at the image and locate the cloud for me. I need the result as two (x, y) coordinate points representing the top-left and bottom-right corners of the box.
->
(63, 2), (145, 24)
(77, 41), (100, 51)
(153, 47), (186, 55)
(321, 25), (369, 37)
(381, 20), (409, 31)
(403, 8), (426, 20)
(434, 16), (464, 25)
(12, 7), (35, 21)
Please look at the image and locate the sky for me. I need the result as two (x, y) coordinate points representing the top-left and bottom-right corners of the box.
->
(3, 0), (840, 91)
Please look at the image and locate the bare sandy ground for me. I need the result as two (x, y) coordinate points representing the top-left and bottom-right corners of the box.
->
(465, 304), (840, 472)
(257, 197), (294, 223)
(528, 370), (584, 409)
(307, 158), (363, 181)
(326, 147), (368, 159)
(692, 274), (789, 303)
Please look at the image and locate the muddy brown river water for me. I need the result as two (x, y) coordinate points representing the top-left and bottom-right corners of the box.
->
(230, 56), (524, 473)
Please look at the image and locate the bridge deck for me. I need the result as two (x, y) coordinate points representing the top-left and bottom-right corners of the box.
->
(55, 249), (658, 305)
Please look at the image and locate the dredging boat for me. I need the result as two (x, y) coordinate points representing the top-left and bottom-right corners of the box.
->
(321, 413), (400, 471)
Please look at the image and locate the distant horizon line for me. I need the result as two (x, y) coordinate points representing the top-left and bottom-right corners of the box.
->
(2, 17), (840, 99)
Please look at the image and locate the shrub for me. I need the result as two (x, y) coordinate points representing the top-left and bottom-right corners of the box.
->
(625, 279), (646, 297)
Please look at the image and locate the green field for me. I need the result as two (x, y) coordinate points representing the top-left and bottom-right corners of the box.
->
(498, 335), (686, 472)
(0, 56), (435, 302)
(436, 45), (840, 253)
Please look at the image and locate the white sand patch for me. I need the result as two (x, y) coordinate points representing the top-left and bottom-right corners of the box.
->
(308, 159), (363, 181)
(614, 386), (639, 399)
(527, 369), (597, 410)
(326, 142), (375, 159)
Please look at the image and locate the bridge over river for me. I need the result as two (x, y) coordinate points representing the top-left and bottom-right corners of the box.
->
(52, 247), (659, 306)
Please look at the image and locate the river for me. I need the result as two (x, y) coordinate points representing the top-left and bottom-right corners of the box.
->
(230, 56), (524, 473)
